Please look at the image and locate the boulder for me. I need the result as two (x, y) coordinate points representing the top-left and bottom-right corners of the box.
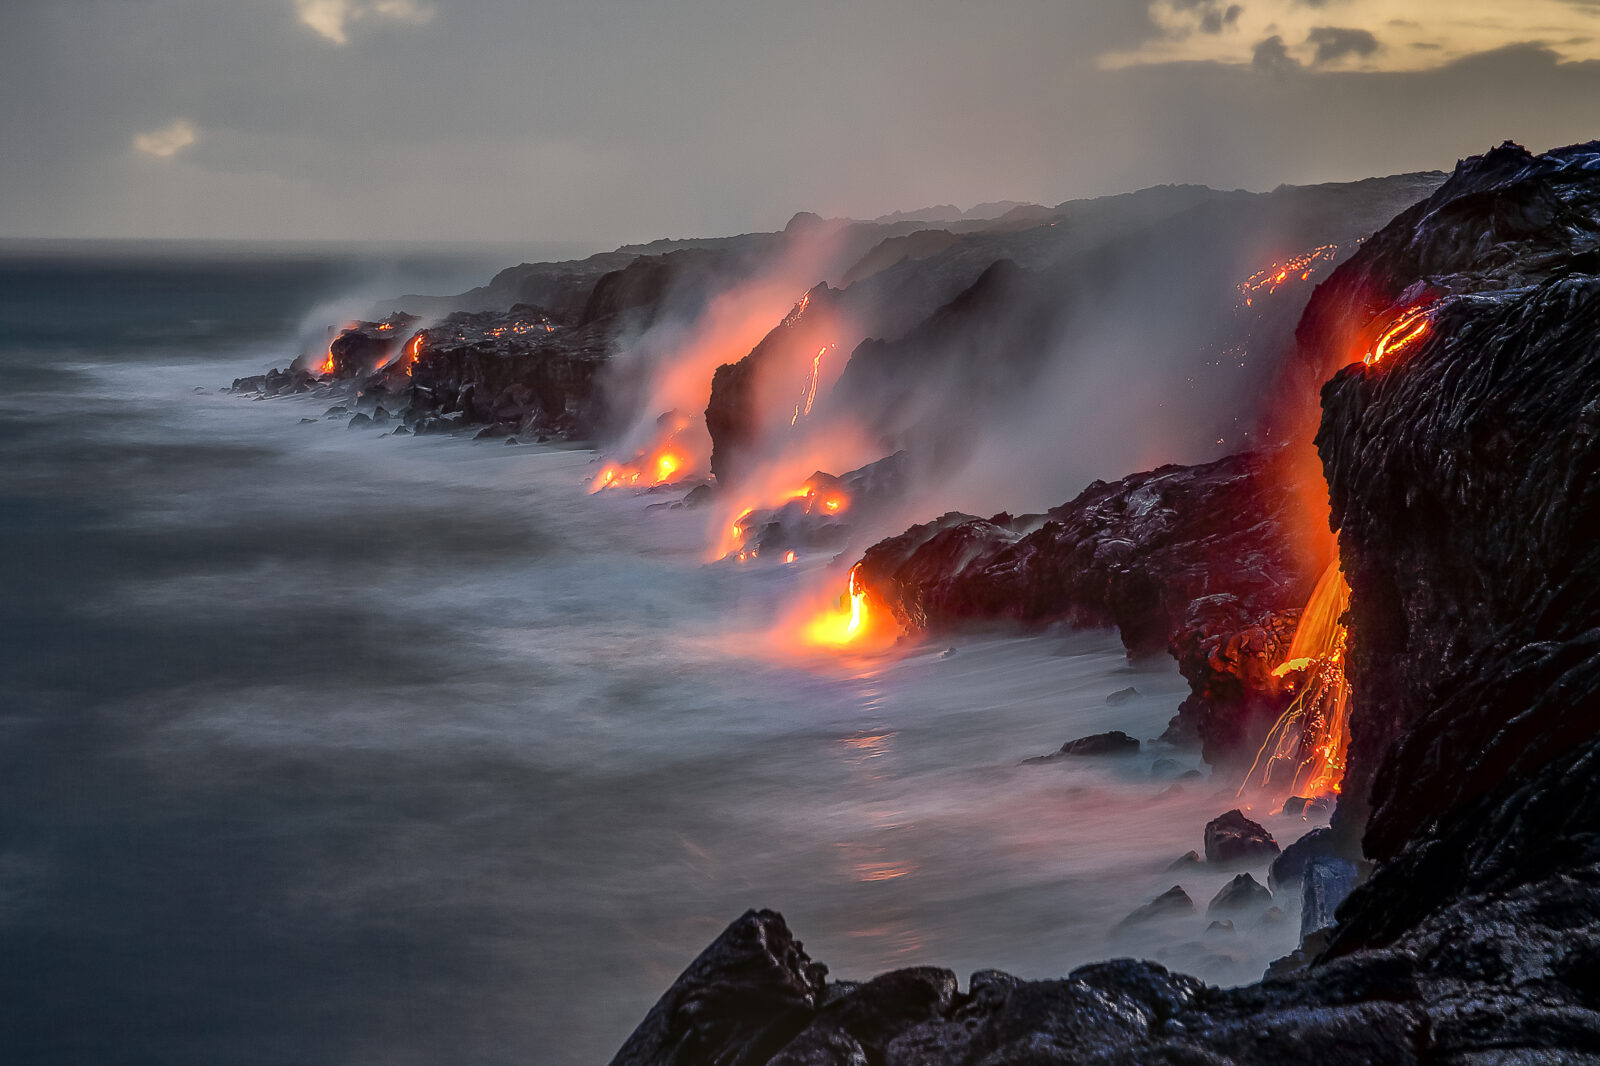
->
(1207, 872), (1273, 915)
(1115, 885), (1194, 929)
(608, 909), (826, 1066)
(1204, 809), (1280, 866)
(1058, 731), (1139, 757)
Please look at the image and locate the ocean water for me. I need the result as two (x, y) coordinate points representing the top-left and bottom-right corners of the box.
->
(0, 245), (1319, 1065)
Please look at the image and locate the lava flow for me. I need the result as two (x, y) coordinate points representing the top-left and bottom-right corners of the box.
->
(718, 479), (850, 561)
(1364, 303), (1433, 366)
(590, 412), (698, 493)
(1238, 244), (1338, 307)
(802, 565), (874, 648)
(1241, 561), (1352, 799)
(1244, 300), (1436, 804)
(791, 344), (834, 426)
(392, 332), (425, 374)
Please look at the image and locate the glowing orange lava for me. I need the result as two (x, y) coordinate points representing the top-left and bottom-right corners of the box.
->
(1241, 560), (1353, 801)
(590, 411), (705, 494)
(791, 345), (833, 426)
(715, 482), (851, 560)
(1239, 245), (1339, 307)
(391, 332), (425, 374)
(1365, 305), (1433, 366)
(803, 565), (872, 647)
(1246, 299), (1436, 805)
(591, 446), (689, 493)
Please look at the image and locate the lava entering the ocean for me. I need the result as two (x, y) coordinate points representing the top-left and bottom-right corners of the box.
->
(1244, 299), (1437, 805)
(1242, 561), (1352, 799)
(590, 412), (698, 493)
(716, 478), (850, 561)
(801, 565), (880, 648)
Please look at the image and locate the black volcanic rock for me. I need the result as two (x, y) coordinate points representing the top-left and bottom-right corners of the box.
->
(704, 283), (845, 487)
(1115, 885), (1195, 928)
(1208, 872), (1272, 915)
(1204, 809), (1280, 866)
(613, 143), (1600, 1066)
(581, 251), (706, 326)
(727, 452), (913, 560)
(1269, 826), (1339, 894)
(1025, 731), (1141, 762)
(853, 448), (1317, 761)
(857, 450), (1315, 651)
(1281, 142), (1600, 956)
(609, 909), (827, 1066)
(1166, 594), (1300, 767)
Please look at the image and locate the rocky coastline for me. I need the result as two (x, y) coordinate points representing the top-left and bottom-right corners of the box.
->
(606, 142), (1600, 1064)
(225, 141), (1600, 1062)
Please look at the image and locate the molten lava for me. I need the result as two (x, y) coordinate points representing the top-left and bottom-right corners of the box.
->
(791, 345), (833, 427)
(803, 565), (872, 648)
(591, 417), (698, 493)
(715, 481), (851, 560)
(1365, 304), (1433, 366)
(1239, 244), (1339, 307)
(1246, 299), (1437, 805)
(393, 332), (425, 374)
(1242, 561), (1352, 800)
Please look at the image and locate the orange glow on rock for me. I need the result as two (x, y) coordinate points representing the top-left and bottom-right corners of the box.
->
(589, 416), (700, 494)
(803, 566), (873, 648)
(713, 480), (854, 560)
(1246, 298), (1440, 805)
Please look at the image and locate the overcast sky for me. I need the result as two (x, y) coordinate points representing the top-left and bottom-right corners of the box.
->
(4, 0), (1599, 248)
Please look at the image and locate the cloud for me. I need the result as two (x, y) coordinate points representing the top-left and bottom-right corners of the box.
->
(1200, 4), (1244, 34)
(1306, 25), (1381, 64)
(1101, 0), (1600, 71)
(1252, 34), (1301, 74)
(293, 0), (433, 46)
(133, 118), (198, 158)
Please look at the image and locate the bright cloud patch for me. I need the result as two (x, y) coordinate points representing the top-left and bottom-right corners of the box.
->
(1101, 0), (1600, 71)
(294, 0), (433, 45)
(133, 119), (198, 158)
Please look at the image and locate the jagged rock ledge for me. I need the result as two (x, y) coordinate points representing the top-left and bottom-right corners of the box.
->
(853, 447), (1319, 765)
(610, 141), (1600, 1064)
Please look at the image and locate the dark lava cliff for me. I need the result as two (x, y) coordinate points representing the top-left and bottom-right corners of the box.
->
(608, 142), (1600, 1065)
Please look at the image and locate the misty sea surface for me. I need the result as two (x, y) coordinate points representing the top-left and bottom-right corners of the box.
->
(0, 246), (1318, 1065)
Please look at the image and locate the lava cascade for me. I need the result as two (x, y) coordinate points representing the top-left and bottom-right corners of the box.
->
(1244, 300), (1436, 803)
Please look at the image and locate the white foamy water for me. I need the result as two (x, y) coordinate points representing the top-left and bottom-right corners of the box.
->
(1, 348), (1323, 1066)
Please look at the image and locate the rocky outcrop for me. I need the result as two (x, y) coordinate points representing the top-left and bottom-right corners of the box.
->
(610, 910), (827, 1066)
(1291, 142), (1600, 955)
(402, 307), (607, 439)
(854, 448), (1318, 758)
(857, 450), (1314, 650)
(615, 894), (1600, 1065)
(704, 283), (847, 486)
(613, 143), (1600, 1064)
(1203, 809), (1280, 866)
